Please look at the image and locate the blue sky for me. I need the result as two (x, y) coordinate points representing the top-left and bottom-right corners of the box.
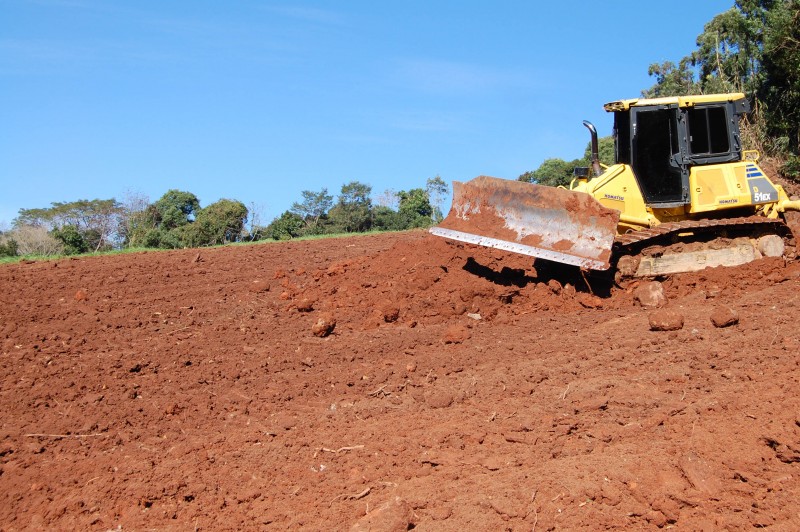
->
(1, 0), (735, 227)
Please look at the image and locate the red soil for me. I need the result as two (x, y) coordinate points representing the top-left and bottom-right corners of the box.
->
(1, 230), (799, 530)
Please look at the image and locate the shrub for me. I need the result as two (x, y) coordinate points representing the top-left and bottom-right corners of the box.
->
(8, 225), (64, 256)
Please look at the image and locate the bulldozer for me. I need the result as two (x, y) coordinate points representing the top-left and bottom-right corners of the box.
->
(431, 93), (800, 279)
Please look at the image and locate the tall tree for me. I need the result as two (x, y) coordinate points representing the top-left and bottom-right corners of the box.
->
(642, 59), (699, 97)
(184, 199), (248, 246)
(265, 211), (305, 240)
(119, 190), (157, 247)
(397, 188), (434, 228)
(290, 188), (333, 234)
(153, 190), (200, 230)
(760, 0), (800, 153)
(425, 175), (449, 223)
(329, 181), (373, 232)
(690, 4), (769, 93)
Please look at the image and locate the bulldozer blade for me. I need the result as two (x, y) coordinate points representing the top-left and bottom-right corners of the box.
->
(430, 175), (620, 270)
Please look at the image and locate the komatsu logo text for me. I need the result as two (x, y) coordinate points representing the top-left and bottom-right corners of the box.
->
(719, 199), (738, 205)
(603, 194), (624, 202)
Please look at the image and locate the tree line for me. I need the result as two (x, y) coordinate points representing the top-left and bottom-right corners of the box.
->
(521, 0), (800, 187)
(265, 177), (447, 240)
(0, 177), (449, 258)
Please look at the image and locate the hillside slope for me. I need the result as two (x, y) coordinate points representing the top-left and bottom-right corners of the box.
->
(1, 231), (799, 529)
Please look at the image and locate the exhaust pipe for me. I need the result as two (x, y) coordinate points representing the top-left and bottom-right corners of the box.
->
(583, 120), (602, 177)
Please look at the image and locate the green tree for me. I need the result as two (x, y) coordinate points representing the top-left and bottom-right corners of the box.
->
(371, 206), (404, 231)
(329, 181), (373, 232)
(0, 235), (18, 257)
(153, 190), (200, 230)
(290, 188), (333, 234)
(518, 158), (584, 187)
(642, 2), (775, 97)
(265, 211), (305, 240)
(51, 225), (88, 255)
(397, 188), (434, 228)
(690, 7), (763, 93)
(184, 199), (248, 246)
(519, 136), (615, 187)
(761, 0), (800, 153)
(642, 59), (700, 97)
(583, 136), (616, 168)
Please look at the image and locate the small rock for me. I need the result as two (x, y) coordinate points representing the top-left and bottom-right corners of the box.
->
(562, 283), (576, 298)
(296, 298), (315, 312)
(429, 506), (452, 521)
(311, 314), (336, 337)
(546, 279), (562, 295)
(350, 496), (414, 532)
(649, 309), (684, 331)
(705, 284), (723, 298)
(442, 324), (470, 344)
(710, 306), (739, 328)
(425, 390), (454, 409)
(381, 305), (400, 323)
(74, 289), (87, 301)
(248, 280), (270, 293)
(272, 413), (297, 431)
(634, 281), (667, 308)
(577, 293), (603, 308)
(481, 456), (504, 471)
(757, 235), (785, 258)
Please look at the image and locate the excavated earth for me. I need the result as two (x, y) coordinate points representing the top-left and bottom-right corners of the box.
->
(1, 230), (799, 530)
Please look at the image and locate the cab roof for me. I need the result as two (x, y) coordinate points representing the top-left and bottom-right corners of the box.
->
(604, 92), (746, 112)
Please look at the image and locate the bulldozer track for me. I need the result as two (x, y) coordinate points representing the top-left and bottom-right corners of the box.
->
(614, 216), (787, 249)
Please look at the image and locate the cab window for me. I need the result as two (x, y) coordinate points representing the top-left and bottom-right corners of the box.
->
(687, 107), (729, 155)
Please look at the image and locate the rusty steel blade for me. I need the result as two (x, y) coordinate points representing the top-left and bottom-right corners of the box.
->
(429, 175), (620, 270)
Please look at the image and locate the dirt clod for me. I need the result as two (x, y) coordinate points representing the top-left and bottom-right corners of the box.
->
(442, 324), (470, 344)
(311, 314), (336, 337)
(710, 306), (739, 328)
(634, 281), (667, 308)
(425, 390), (454, 409)
(381, 304), (400, 323)
(547, 279), (562, 294)
(297, 298), (315, 312)
(648, 309), (684, 331)
(350, 496), (414, 532)
(248, 280), (270, 293)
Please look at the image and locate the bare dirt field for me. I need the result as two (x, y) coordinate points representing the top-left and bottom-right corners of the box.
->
(1, 230), (799, 530)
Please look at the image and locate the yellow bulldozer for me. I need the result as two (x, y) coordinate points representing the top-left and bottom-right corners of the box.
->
(431, 93), (800, 279)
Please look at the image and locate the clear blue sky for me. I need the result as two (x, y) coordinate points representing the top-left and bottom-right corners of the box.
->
(1, 0), (735, 227)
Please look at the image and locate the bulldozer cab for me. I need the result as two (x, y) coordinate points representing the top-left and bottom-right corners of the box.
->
(609, 94), (749, 208)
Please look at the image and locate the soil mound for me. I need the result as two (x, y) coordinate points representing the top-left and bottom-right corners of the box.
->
(280, 234), (604, 332)
(1, 230), (799, 530)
